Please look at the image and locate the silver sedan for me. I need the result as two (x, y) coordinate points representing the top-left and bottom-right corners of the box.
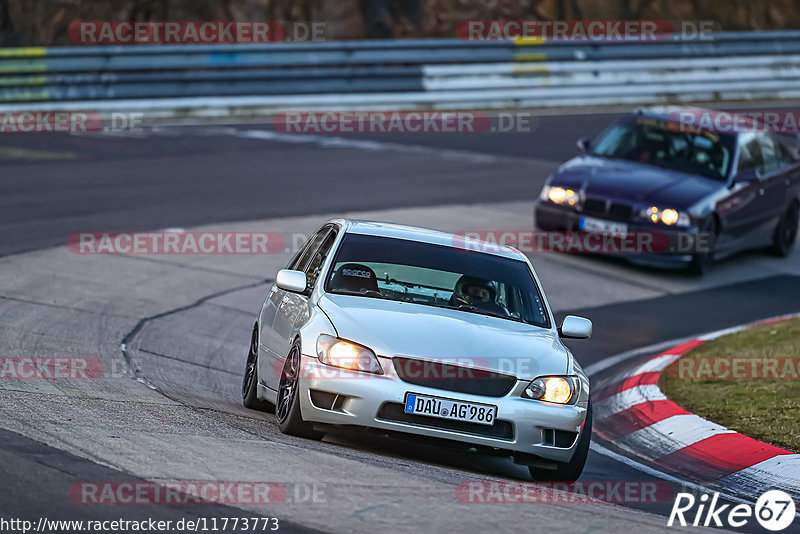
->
(242, 219), (593, 481)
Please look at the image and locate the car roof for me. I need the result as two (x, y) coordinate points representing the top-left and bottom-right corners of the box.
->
(633, 105), (712, 120)
(330, 219), (527, 261)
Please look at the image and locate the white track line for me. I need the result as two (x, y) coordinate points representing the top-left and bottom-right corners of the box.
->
(631, 354), (682, 374)
(584, 336), (697, 377)
(593, 385), (666, 417)
(233, 128), (503, 163)
(586, 313), (800, 378)
(721, 455), (800, 499)
(617, 415), (734, 458)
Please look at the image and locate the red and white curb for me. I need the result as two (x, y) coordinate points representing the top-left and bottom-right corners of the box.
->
(592, 314), (800, 503)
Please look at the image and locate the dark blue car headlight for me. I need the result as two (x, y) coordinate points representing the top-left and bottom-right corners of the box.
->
(541, 185), (579, 207)
(640, 206), (690, 227)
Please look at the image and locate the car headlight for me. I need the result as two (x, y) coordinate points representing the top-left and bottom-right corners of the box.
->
(541, 185), (579, 207)
(640, 206), (690, 227)
(523, 376), (579, 404)
(316, 334), (383, 374)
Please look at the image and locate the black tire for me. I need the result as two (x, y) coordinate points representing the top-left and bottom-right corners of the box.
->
(767, 201), (799, 257)
(687, 216), (717, 276)
(276, 341), (325, 440)
(242, 326), (274, 412)
(529, 402), (592, 483)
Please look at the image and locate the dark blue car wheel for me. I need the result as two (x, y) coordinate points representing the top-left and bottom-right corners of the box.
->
(768, 201), (799, 257)
(688, 217), (717, 276)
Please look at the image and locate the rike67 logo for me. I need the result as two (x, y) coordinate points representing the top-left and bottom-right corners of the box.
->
(668, 490), (795, 531)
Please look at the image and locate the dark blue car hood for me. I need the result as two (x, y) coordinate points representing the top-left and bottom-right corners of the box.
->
(550, 155), (723, 210)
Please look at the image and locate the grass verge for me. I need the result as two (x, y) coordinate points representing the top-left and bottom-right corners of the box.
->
(659, 317), (800, 452)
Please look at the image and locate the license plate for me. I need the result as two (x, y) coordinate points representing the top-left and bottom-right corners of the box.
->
(580, 216), (628, 234)
(403, 393), (497, 426)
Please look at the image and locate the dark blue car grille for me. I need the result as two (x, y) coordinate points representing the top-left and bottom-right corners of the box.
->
(583, 198), (633, 220)
(583, 198), (607, 215)
(608, 203), (633, 219)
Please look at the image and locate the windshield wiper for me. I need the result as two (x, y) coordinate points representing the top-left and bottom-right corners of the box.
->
(449, 304), (525, 323)
(332, 289), (387, 299)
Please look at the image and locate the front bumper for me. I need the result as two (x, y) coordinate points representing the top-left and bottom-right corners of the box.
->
(534, 201), (697, 268)
(297, 356), (588, 464)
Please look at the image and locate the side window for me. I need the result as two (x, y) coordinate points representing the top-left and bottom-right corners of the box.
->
(288, 227), (329, 271)
(304, 229), (338, 288)
(774, 136), (796, 166)
(737, 133), (764, 173)
(758, 134), (781, 174)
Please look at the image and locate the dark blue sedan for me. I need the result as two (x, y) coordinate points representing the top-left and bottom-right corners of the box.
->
(534, 107), (800, 274)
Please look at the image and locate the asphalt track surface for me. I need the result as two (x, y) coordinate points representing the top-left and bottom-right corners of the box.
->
(0, 112), (615, 257)
(1, 109), (798, 533)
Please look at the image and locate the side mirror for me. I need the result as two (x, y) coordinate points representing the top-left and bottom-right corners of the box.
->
(559, 315), (592, 339)
(576, 137), (591, 153)
(276, 269), (307, 294)
(731, 167), (759, 186)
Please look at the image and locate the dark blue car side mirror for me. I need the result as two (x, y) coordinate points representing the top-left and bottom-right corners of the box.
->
(576, 137), (591, 153)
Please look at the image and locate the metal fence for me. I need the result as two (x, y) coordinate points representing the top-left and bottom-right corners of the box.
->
(1, 30), (800, 112)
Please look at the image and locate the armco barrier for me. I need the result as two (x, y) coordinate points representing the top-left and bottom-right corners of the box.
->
(1, 31), (800, 112)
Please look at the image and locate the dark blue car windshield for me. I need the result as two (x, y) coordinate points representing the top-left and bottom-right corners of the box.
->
(592, 115), (734, 181)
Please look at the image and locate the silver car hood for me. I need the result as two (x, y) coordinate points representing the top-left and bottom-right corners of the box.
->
(318, 293), (568, 379)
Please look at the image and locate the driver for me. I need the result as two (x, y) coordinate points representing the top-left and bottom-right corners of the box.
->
(452, 275), (509, 316)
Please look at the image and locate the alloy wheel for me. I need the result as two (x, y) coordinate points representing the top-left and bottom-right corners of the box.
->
(277, 346), (301, 424)
(242, 332), (258, 399)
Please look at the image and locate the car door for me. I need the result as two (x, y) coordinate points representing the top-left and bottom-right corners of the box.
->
(717, 133), (773, 250)
(258, 227), (330, 391)
(262, 226), (337, 391)
(755, 134), (800, 243)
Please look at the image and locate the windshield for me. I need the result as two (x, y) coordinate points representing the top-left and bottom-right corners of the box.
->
(592, 115), (734, 181)
(324, 233), (550, 328)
